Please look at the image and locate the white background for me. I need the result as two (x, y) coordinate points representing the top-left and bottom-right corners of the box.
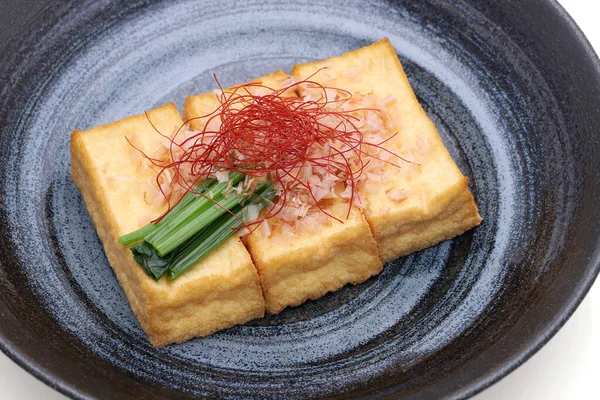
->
(1, 0), (598, 399)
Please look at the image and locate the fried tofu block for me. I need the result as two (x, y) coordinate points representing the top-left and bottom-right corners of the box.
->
(70, 104), (265, 346)
(291, 39), (482, 262)
(183, 73), (383, 315)
(246, 205), (382, 315)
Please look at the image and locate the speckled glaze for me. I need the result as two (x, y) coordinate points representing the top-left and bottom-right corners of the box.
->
(1, 0), (599, 399)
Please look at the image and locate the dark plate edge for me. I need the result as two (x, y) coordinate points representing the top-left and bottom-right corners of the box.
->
(448, 2), (600, 398)
(0, 338), (89, 400)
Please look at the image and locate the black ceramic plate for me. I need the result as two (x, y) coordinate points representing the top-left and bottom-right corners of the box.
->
(1, 0), (599, 399)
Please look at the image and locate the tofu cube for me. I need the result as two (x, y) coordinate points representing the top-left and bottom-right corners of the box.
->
(70, 103), (265, 346)
(245, 205), (382, 315)
(291, 39), (482, 262)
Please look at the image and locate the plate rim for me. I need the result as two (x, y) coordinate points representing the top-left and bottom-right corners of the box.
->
(452, 1), (600, 395)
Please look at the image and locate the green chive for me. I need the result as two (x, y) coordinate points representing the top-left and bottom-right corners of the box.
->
(148, 181), (271, 256)
(144, 172), (245, 248)
(167, 207), (244, 280)
(130, 241), (173, 281)
(117, 178), (217, 245)
(118, 224), (158, 246)
(167, 183), (277, 280)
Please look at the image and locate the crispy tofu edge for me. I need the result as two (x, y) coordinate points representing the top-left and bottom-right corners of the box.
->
(376, 179), (482, 262)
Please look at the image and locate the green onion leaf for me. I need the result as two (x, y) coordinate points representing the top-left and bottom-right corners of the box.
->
(130, 241), (173, 281)
(159, 178), (217, 226)
(167, 183), (277, 280)
(167, 207), (244, 280)
(125, 173), (278, 280)
(148, 180), (271, 256)
(118, 224), (158, 246)
(144, 172), (245, 250)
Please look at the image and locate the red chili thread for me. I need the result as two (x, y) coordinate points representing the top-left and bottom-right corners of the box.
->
(132, 70), (411, 228)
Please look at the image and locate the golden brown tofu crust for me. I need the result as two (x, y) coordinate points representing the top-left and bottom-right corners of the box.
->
(246, 208), (382, 314)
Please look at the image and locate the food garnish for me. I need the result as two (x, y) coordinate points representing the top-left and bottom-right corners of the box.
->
(126, 179), (276, 280)
(119, 72), (411, 280)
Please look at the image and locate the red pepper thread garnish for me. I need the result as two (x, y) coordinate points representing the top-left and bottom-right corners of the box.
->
(132, 70), (408, 228)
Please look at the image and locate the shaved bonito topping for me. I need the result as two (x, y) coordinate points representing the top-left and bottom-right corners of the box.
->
(386, 188), (409, 203)
(131, 72), (425, 237)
